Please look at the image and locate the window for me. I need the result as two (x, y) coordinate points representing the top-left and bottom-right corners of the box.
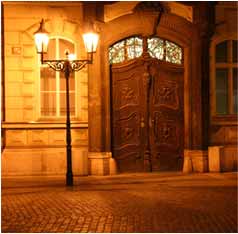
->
(40, 38), (76, 117)
(215, 40), (238, 115)
(147, 38), (182, 64)
(147, 37), (164, 60)
(109, 36), (143, 64)
(109, 36), (183, 65)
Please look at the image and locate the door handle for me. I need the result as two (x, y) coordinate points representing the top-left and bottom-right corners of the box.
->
(149, 117), (154, 128)
(140, 117), (145, 128)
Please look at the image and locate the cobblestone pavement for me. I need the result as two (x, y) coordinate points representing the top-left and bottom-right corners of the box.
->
(2, 172), (238, 233)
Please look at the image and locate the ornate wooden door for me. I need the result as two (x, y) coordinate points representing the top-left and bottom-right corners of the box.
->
(111, 59), (146, 172)
(111, 59), (184, 172)
(149, 60), (184, 171)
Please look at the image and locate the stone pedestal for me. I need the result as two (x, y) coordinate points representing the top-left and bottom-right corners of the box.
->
(208, 146), (224, 172)
(88, 152), (117, 175)
(183, 150), (208, 173)
(109, 157), (117, 175)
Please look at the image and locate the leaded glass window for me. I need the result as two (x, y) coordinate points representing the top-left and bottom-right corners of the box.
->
(147, 37), (182, 64)
(126, 37), (143, 60)
(109, 41), (125, 64)
(109, 36), (183, 65)
(147, 37), (164, 60)
(165, 40), (182, 64)
(109, 36), (143, 64)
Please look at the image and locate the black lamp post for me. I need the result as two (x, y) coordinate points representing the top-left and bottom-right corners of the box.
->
(34, 19), (99, 186)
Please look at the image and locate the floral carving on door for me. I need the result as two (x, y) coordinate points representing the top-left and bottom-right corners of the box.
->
(154, 81), (179, 110)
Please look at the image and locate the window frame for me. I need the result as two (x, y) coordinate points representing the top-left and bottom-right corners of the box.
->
(210, 35), (238, 124)
(38, 36), (78, 120)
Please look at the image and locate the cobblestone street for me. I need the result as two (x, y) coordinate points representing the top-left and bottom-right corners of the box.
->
(2, 172), (238, 233)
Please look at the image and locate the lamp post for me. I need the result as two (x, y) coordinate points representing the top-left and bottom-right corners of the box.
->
(34, 19), (99, 186)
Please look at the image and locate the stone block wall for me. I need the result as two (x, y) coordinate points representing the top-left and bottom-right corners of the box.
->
(2, 2), (90, 176)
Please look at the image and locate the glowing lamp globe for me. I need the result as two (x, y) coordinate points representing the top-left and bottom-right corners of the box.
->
(82, 32), (99, 53)
(34, 19), (49, 54)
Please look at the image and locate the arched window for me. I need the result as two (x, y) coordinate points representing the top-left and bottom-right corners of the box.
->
(40, 38), (76, 117)
(109, 36), (183, 65)
(214, 40), (237, 115)
(147, 37), (183, 64)
(109, 36), (143, 64)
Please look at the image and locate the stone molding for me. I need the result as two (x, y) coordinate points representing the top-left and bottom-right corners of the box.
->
(88, 152), (117, 175)
(2, 147), (88, 177)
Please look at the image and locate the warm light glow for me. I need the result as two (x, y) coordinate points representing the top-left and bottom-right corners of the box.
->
(68, 53), (76, 61)
(82, 32), (99, 53)
(33, 19), (49, 53)
(34, 33), (49, 53)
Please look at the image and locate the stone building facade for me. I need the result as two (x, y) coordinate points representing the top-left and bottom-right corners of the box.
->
(1, 1), (237, 176)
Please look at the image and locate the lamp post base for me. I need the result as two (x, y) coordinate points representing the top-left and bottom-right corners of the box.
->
(66, 172), (73, 186)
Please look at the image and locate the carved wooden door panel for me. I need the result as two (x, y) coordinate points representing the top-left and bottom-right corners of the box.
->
(149, 61), (184, 171)
(111, 59), (184, 172)
(111, 60), (146, 172)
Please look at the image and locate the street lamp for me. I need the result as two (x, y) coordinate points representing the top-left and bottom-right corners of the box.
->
(34, 19), (99, 186)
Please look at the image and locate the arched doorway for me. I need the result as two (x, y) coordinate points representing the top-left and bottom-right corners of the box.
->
(110, 36), (184, 172)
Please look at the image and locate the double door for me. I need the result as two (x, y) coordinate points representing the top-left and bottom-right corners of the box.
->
(111, 58), (184, 172)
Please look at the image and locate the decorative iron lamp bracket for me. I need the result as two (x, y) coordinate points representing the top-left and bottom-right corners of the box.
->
(34, 19), (98, 72)
(40, 51), (93, 73)
(33, 19), (99, 186)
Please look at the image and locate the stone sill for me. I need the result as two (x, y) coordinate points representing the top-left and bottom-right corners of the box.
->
(2, 121), (88, 129)
(211, 115), (238, 125)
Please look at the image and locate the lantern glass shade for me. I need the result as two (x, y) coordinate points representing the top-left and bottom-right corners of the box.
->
(82, 32), (99, 53)
(34, 20), (49, 53)
(34, 33), (49, 53)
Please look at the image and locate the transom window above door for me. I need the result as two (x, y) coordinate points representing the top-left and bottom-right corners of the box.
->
(109, 36), (183, 65)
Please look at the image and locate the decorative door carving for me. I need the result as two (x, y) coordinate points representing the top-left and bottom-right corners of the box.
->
(149, 61), (184, 171)
(111, 59), (184, 172)
(111, 60), (146, 172)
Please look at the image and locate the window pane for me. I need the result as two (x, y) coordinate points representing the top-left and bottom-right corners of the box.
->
(44, 39), (56, 60)
(59, 39), (75, 59)
(233, 68), (238, 113)
(41, 92), (56, 116)
(109, 41), (125, 64)
(216, 41), (228, 63)
(40, 67), (56, 91)
(60, 92), (75, 116)
(147, 37), (164, 60)
(216, 69), (228, 114)
(165, 40), (182, 64)
(126, 37), (143, 60)
(60, 72), (75, 91)
(233, 40), (237, 63)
